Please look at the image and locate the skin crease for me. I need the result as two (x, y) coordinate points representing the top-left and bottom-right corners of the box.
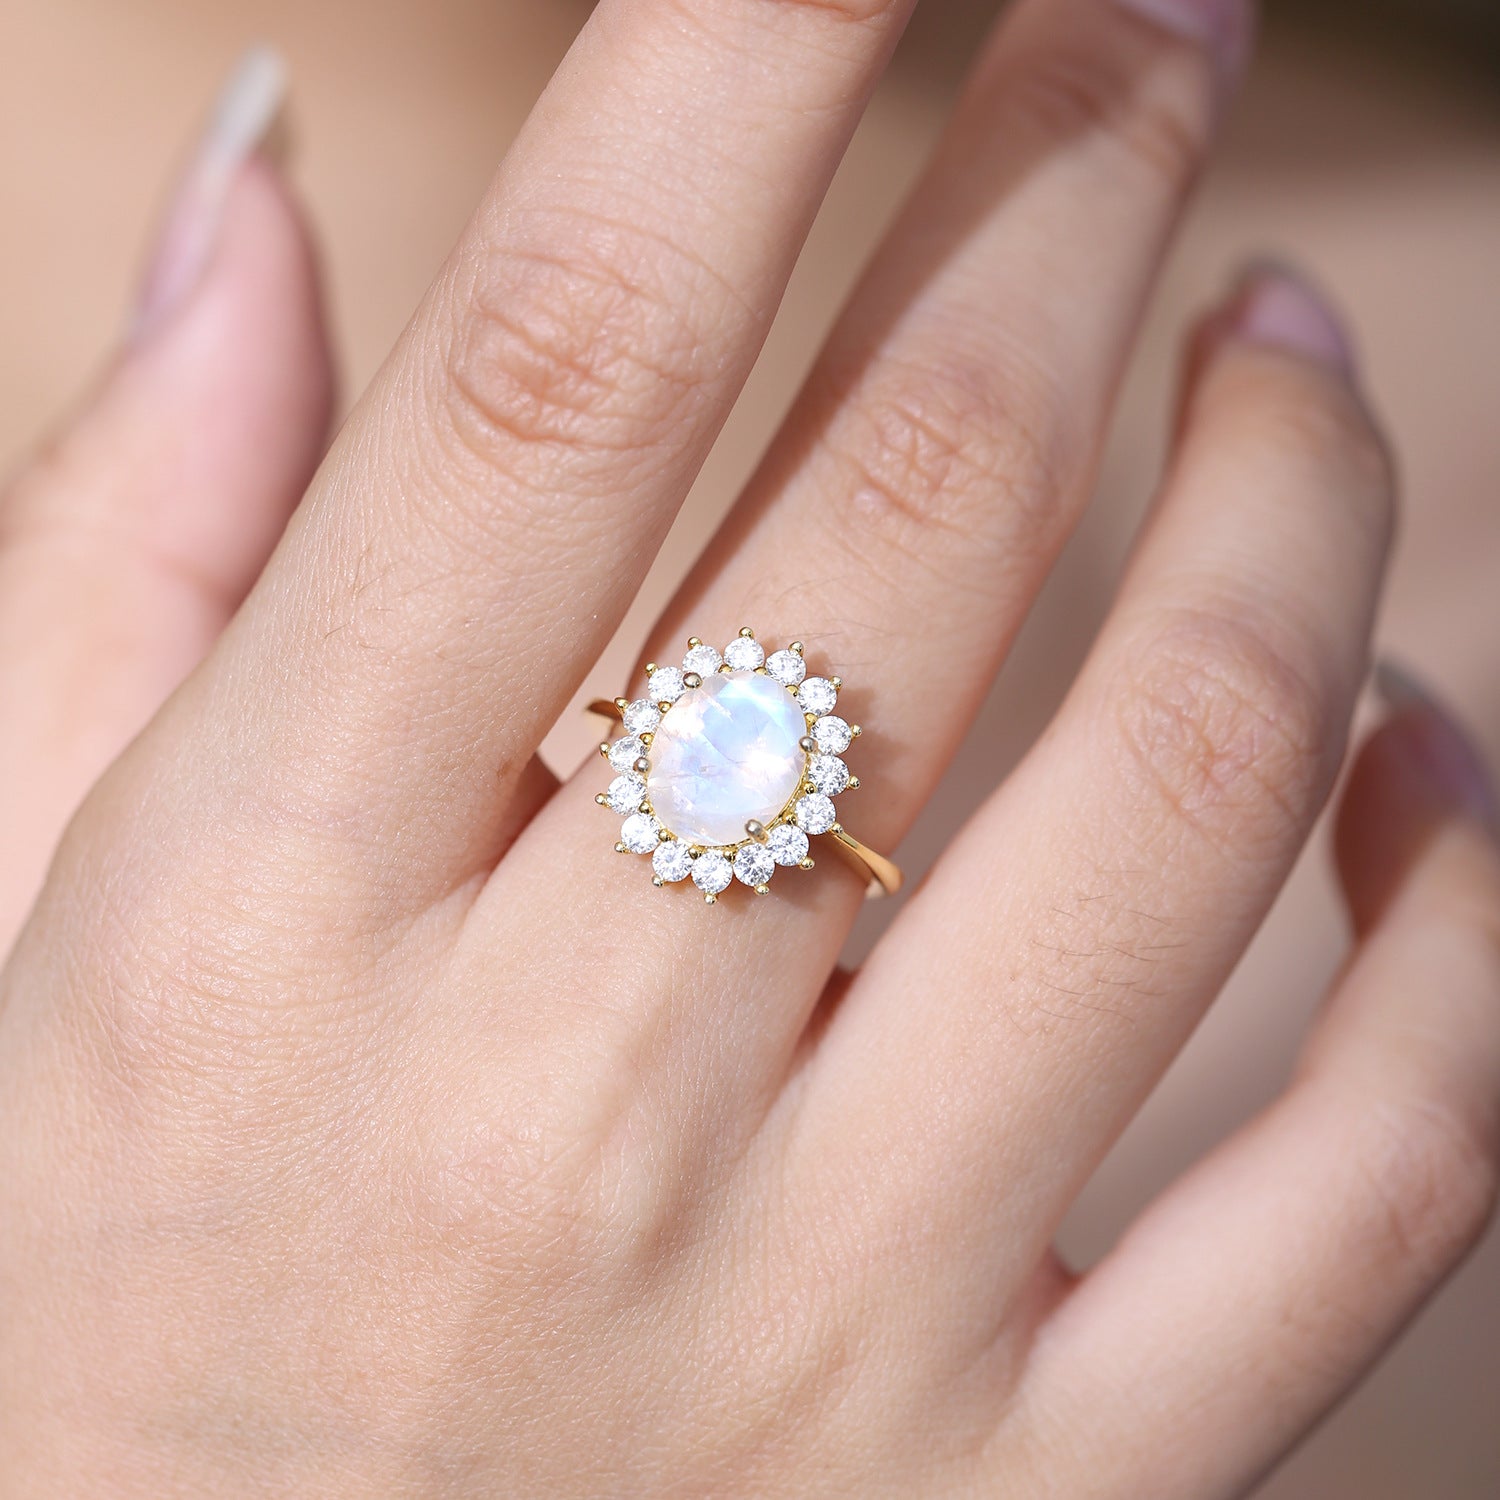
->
(1, 0), (1499, 1495)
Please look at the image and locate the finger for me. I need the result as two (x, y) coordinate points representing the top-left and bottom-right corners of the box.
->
(796, 268), (1396, 1329)
(158, 0), (926, 906)
(1007, 676), (1500, 1499)
(461, 0), (1251, 1129)
(0, 52), (333, 947)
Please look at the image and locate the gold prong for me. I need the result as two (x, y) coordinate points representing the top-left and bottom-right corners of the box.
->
(688, 636), (702, 648)
(645, 662), (657, 677)
(848, 776), (860, 790)
(799, 857), (816, 871)
(745, 820), (768, 843)
(657, 701), (672, 713)
(832, 822), (844, 835)
(790, 641), (804, 656)
(615, 842), (628, 854)
(754, 884), (770, 896)
(598, 743), (612, 758)
(640, 732), (654, 748)
(658, 828), (672, 843)
(851, 724), (863, 738)
(614, 697), (630, 712)
(799, 735), (815, 753)
(683, 672), (702, 690)
(634, 757), (650, 776)
(641, 801), (653, 816)
(652, 876), (664, 887)
(831, 676), (842, 690)
(595, 793), (608, 806)
(718, 662), (732, 673)
(705, 893), (717, 905)
(739, 626), (755, 639)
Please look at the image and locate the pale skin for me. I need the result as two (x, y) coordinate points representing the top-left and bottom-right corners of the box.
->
(2, 0), (1499, 1492)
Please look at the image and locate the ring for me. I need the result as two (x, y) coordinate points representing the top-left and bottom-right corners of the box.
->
(590, 629), (903, 904)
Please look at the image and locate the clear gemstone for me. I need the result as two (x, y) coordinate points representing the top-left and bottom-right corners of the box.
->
(623, 699), (661, 735)
(723, 636), (764, 671)
(649, 667), (686, 705)
(607, 736), (646, 774)
(798, 677), (838, 716)
(795, 793), (836, 834)
(620, 812), (661, 854)
(807, 754), (849, 795)
(765, 649), (806, 687)
(767, 823), (809, 866)
(605, 774), (646, 814)
(652, 840), (692, 883)
(691, 850), (733, 895)
(682, 643), (722, 677)
(812, 715), (852, 754)
(734, 843), (776, 887)
(647, 672), (808, 846)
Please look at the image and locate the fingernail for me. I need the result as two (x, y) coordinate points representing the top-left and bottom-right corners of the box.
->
(131, 46), (288, 344)
(1221, 260), (1357, 376)
(1375, 658), (1499, 828)
(1113, 0), (1254, 79)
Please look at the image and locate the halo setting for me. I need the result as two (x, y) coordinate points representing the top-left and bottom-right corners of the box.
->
(595, 629), (877, 903)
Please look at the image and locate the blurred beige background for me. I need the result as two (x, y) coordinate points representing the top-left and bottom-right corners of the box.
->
(3, 1), (1498, 1493)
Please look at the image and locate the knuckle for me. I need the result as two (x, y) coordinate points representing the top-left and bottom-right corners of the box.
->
(1005, 42), (1212, 195)
(822, 355), (1064, 574)
(1351, 1094), (1499, 1286)
(1114, 608), (1333, 852)
(439, 217), (717, 479)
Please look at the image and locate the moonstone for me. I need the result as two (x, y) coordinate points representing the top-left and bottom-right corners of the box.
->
(647, 671), (808, 846)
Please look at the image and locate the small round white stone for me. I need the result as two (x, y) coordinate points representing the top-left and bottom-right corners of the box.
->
(607, 736), (646, 774)
(723, 636), (765, 671)
(812, 715), (852, 754)
(605, 774), (646, 814)
(620, 812), (661, 854)
(798, 677), (838, 716)
(647, 671), (809, 846)
(649, 667), (687, 705)
(765, 649), (806, 687)
(734, 843), (776, 887)
(691, 849), (733, 895)
(623, 699), (661, 735)
(807, 754), (849, 795)
(682, 643), (722, 677)
(795, 793), (837, 835)
(652, 840), (693, 883)
(767, 823), (809, 866)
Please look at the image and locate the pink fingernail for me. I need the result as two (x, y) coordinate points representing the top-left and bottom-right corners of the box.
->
(131, 46), (288, 344)
(1375, 659), (1499, 829)
(1224, 261), (1357, 376)
(1113, 0), (1254, 78)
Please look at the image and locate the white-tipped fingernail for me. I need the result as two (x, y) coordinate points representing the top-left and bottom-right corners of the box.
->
(131, 46), (288, 344)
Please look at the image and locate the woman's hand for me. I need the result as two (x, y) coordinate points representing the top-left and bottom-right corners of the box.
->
(3, 1), (1497, 1494)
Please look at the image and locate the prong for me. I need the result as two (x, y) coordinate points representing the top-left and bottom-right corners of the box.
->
(640, 732), (654, 748)
(595, 793), (608, 806)
(652, 876), (664, 887)
(614, 697), (630, 712)
(831, 676), (842, 690)
(645, 662), (657, 677)
(790, 641), (804, 656)
(641, 801), (653, 816)
(745, 820), (768, 844)
(799, 735), (815, 753)
(615, 842), (628, 854)
(657, 828), (673, 843)
(688, 636), (702, 648)
(683, 672), (702, 690)
(634, 757), (650, 776)
(832, 822), (844, 835)
(851, 724), (863, 738)
(799, 857), (816, 871)
(848, 776), (860, 790)
(657, 701), (673, 713)
(705, 893), (717, 905)
(754, 884), (770, 896)
(739, 626), (755, 639)
(598, 742), (612, 759)
(717, 662), (732, 673)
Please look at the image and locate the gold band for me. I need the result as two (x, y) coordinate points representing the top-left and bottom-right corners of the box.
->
(588, 698), (902, 899)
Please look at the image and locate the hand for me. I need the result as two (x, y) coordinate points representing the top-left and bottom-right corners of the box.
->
(3, 1), (1497, 1494)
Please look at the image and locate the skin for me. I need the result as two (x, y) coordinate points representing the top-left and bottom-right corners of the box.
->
(1, 0), (1498, 1493)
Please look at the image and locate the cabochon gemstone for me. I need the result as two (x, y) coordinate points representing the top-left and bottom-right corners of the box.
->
(647, 671), (808, 847)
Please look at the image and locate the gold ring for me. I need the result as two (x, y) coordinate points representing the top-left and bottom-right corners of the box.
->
(590, 628), (903, 904)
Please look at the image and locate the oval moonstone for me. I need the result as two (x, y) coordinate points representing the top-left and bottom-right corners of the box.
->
(647, 671), (808, 847)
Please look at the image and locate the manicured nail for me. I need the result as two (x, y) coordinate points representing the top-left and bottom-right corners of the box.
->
(1375, 658), (1498, 828)
(1223, 261), (1356, 375)
(131, 46), (288, 344)
(1113, 0), (1253, 78)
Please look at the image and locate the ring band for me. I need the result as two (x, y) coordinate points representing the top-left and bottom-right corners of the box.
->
(589, 629), (903, 903)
